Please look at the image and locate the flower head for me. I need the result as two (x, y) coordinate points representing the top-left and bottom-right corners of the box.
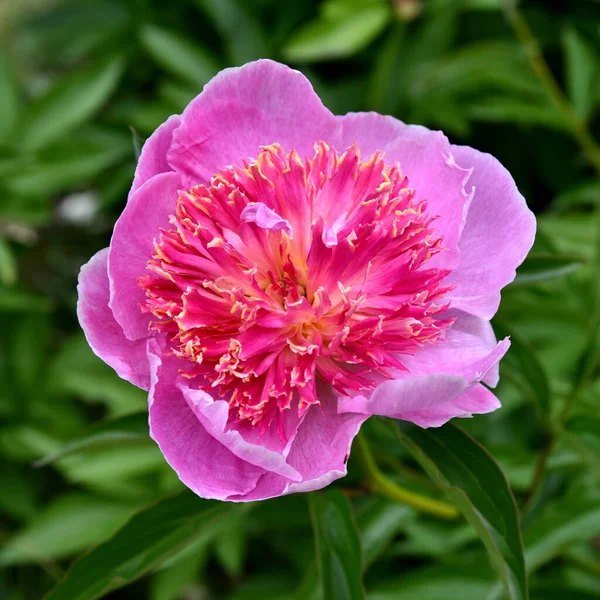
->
(78, 60), (535, 501)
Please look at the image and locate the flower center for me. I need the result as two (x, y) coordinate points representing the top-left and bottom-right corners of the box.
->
(139, 142), (453, 436)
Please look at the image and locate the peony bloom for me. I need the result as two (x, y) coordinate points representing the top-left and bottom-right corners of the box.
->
(78, 60), (535, 501)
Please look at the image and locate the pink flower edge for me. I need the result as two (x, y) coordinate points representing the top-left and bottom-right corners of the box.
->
(77, 59), (536, 501)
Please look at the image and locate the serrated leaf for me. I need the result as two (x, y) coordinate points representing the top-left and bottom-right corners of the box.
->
(399, 423), (527, 600)
(45, 492), (232, 600)
(138, 25), (219, 87)
(283, 2), (389, 63)
(19, 57), (124, 152)
(309, 488), (365, 600)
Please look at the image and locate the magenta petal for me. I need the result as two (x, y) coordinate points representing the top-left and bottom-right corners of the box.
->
(177, 381), (302, 481)
(228, 392), (367, 501)
(167, 59), (341, 186)
(337, 112), (473, 269)
(338, 312), (509, 419)
(130, 114), (181, 197)
(77, 248), (151, 390)
(445, 145), (536, 319)
(240, 202), (292, 234)
(148, 342), (266, 500)
(398, 383), (501, 428)
(402, 310), (504, 387)
(108, 171), (181, 340)
(284, 399), (368, 494)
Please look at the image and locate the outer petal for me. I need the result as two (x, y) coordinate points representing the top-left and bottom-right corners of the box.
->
(228, 391), (367, 501)
(148, 341), (266, 500)
(167, 59), (341, 186)
(108, 171), (182, 340)
(398, 384), (501, 428)
(338, 312), (509, 419)
(284, 398), (367, 494)
(445, 145), (536, 319)
(77, 248), (150, 389)
(130, 114), (181, 196)
(177, 381), (303, 481)
(337, 112), (473, 269)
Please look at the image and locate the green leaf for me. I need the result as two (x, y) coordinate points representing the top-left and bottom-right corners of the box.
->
(283, 1), (389, 63)
(151, 545), (206, 600)
(562, 27), (598, 120)
(369, 565), (494, 600)
(399, 423), (527, 600)
(33, 411), (148, 467)
(45, 492), (232, 600)
(524, 492), (600, 572)
(530, 587), (600, 600)
(0, 49), (20, 146)
(0, 239), (17, 286)
(0, 493), (139, 566)
(6, 129), (131, 197)
(193, 0), (268, 63)
(214, 508), (248, 578)
(512, 252), (587, 286)
(466, 96), (567, 130)
(565, 416), (600, 457)
(0, 287), (52, 312)
(356, 497), (413, 567)
(493, 320), (551, 419)
(552, 180), (600, 211)
(48, 334), (146, 416)
(138, 25), (219, 87)
(19, 57), (125, 152)
(309, 488), (365, 600)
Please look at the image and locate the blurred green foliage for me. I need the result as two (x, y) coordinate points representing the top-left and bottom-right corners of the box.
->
(2, 0), (600, 598)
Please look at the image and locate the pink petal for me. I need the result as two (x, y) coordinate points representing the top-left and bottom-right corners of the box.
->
(228, 387), (367, 501)
(284, 397), (368, 494)
(338, 311), (509, 418)
(148, 341), (266, 500)
(130, 114), (181, 197)
(77, 248), (151, 389)
(445, 145), (537, 319)
(337, 113), (473, 270)
(167, 60), (341, 186)
(108, 172), (182, 340)
(402, 310), (504, 387)
(240, 202), (292, 234)
(177, 381), (302, 481)
(398, 383), (501, 428)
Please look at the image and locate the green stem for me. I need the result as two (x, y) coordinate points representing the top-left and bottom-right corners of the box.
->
(506, 5), (600, 503)
(355, 431), (459, 520)
(506, 7), (600, 176)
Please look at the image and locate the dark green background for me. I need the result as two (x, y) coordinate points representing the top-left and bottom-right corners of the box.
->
(1, 0), (600, 599)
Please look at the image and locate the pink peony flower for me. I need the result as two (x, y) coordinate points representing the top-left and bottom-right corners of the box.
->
(77, 60), (535, 501)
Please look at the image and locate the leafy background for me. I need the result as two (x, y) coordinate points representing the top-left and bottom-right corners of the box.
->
(1, 0), (600, 599)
